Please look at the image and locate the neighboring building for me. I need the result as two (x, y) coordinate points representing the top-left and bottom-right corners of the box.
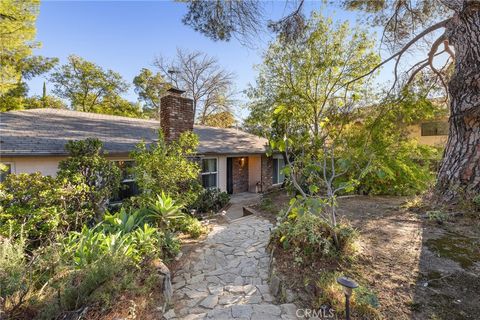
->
(0, 88), (285, 196)
(407, 117), (449, 147)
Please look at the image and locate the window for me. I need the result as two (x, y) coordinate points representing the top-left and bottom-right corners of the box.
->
(0, 163), (12, 182)
(110, 160), (139, 202)
(201, 158), (217, 188)
(421, 121), (449, 136)
(272, 158), (285, 185)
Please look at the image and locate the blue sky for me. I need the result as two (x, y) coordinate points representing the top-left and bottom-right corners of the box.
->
(29, 1), (388, 119)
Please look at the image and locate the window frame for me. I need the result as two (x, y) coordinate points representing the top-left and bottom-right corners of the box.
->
(201, 157), (218, 189)
(272, 156), (285, 186)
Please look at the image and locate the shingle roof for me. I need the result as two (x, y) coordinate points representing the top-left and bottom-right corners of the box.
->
(0, 108), (268, 156)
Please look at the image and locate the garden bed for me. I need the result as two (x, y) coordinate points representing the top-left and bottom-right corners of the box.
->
(255, 191), (480, 319)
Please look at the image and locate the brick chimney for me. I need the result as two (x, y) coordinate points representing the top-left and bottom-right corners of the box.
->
(160, 87), (194, 141)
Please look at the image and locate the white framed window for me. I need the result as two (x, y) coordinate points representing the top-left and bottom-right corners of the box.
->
(0, 162), (14, 182)
(201, 158), (218, 188)
(272, 158), (285, 185)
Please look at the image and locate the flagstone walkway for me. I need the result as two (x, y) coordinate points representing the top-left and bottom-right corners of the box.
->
(166, 215), (298, 320)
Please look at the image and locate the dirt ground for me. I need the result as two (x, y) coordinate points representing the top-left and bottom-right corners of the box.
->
(254, 190), (480, 320)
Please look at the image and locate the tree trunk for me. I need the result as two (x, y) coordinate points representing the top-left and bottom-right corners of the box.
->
(436, 3), (480, 201)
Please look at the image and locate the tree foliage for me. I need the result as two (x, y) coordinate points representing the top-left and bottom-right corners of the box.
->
(340, 93), (444, 195)
(133, 68), (169, 119)
(248, 13), (380, 248)
(57, 138), (121, 219)
(203, 110), (236, 128)
(0, 0), (58, 111)
(182, 0), (264, 44)
(50, 55), (129, 113)
(131, 131), (202, 207)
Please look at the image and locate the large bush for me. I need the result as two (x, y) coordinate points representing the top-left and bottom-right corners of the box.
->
(131, 131), (202, 207)
(190, 188), (230, 214)
(57, 138), (121, 219)
(0, 173), (65, 243)
(339, 94), (444, 196)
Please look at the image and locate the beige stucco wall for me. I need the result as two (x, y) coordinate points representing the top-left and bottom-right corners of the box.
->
(0, 154), (265, 194)
(0, 156), (63, 176)
(407, 124), (448, 147)
(248, 155), (262, 193)
(0, 155), (133, 177)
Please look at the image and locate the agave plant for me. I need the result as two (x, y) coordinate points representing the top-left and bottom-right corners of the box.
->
(146, 192), (185, 230)
(102, 207), (149, 235)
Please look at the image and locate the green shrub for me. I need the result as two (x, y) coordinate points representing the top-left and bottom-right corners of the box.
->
(427, 210), (449, 224)
(160, 231), (181, 259)
(57, 138), (121, 219)
(473, 195), (480, 208)
(173, 214), (206, 238)
(190, 188), (230, 213)
(314, 271), (380, 319)
(0, 173), (65, 243)
(37, 255), (132, 320)
(62, 221), (162, 267)
(339, 94), (444, 196)
(131, 131), (202, 207)
(259, 196), (276, 214)
(272, 212), (357, 263)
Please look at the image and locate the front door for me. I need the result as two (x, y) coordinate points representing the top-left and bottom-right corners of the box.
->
(226, 157), (233, 194)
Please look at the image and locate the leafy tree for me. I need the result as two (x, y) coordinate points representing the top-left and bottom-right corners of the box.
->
(24, 95), (67, 110)
(133, 68), (169, 119)
(0, 0), (39, 95)
(341, 93), (444, 195)
(182, 0), (480, 201)
(343, 0), (480, 201)
(131, 131), (201, 207)
(49, 55), (129, 113)
(203, 110), (236, 128)
(250, 13), (380, 247)
(57, 138), (121, 221)
(154, 49), (236, 123)
(0, 0), (58, 111)
(93, 95), (144, 118)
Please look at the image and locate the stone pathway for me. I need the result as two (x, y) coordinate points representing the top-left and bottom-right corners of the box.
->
(167, 216), (298, 320)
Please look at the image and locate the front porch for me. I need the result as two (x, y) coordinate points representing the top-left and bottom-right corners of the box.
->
(200, 154), (284, 195)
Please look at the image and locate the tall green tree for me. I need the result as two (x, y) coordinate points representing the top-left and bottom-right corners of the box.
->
(248, 13), (380, 240)
(49, 55), (129, 113)
(183, 0), (480, 201)
(0, 0), (58, 111)
(133, 68), (169, 119)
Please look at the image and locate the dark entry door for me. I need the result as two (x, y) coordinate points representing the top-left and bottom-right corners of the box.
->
(227, 157), (233, 194)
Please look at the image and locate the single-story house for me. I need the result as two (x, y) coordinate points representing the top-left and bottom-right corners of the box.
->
(0, 88), (286, 198)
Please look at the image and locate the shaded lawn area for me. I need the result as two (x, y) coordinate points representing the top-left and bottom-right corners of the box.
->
(254, 190), (480, 319)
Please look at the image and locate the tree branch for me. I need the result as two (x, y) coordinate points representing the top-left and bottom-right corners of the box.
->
(344, 18), (451, 88)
